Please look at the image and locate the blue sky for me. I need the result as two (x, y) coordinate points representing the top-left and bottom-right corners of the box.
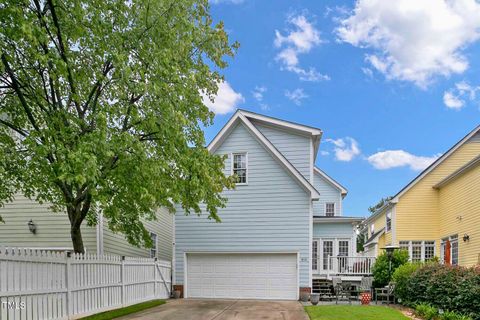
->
(203, 0), (480, 217)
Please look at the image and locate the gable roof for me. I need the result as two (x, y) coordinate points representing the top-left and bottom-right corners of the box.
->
(391, 125), (480, 203)
(364, 201), (393, 225)
(364, 227), (385, 247)
(231, 109), (323, 159)
(314, 167), (348, 196)
(433, 154), (480, 189)
(208, 109), (321, 200)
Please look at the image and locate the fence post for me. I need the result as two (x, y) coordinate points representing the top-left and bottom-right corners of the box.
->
(66, 252), (72, 319)
(154, 258), (158, 298)
(121, 256), (125, 306)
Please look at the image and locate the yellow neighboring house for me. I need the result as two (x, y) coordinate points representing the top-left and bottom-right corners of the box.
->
(362, 125), (480, 267)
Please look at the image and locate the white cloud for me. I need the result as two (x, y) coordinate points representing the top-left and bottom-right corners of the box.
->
(443, 91), (465, 109)
(285, 88), (309, 106)
(367, 150), (440, 171)
(443, 81), (479, 109)
(202, 81), (244, 115)
(252, 86), (267, 102)
(326, 137), (361, 161)
(336, 0), (480, 87)
(320, 150), (330, 156)
(275, 15), (330, 81)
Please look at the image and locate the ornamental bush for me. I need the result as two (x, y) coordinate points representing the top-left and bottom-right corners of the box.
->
(392, 262), (422, 305)
(372, 249), (409, 287)
(399, 264), (480, 320)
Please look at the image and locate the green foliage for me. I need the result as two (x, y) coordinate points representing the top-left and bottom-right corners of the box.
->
(392, 262), (422, 303)
(397, 264), (480, 320)
(415, 303), (439, 320)
(304, 305), (409, 320)
(0, 0), (238, 252)
(368, 196), (392, 214)
(80, 299), (165, 319)
(372, 249), (409, 287)
(356, 231), (365, 252)
(440, 311), (473, 320)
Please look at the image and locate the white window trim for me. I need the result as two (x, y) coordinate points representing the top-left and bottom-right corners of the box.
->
(325, 202), (335, 217)
(149, 232), (158, 258)
(399, 240), (436, 262)
(386, 210), (392, 233)
(441, 234), (459, 265)
(231, 152), (248, 185)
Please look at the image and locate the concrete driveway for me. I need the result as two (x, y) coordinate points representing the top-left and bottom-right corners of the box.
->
(120, 299), (309, 320)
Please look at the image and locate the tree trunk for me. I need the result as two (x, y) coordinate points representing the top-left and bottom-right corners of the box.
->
(70, 224), (85, 254)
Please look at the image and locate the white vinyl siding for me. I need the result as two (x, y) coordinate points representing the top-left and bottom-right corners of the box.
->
(0, 194), (97, 252)
(252, 121), (311, 181)
(313, 171), (342, 216)
(101, 207), (173, 260)
(175, 122), (311, 288)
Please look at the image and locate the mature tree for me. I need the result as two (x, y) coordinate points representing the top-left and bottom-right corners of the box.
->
(0, 0), (237, 253)
(368, 196), (393, 214)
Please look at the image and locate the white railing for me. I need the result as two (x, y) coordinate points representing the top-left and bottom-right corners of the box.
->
(327, 256), (376, 277)
(0, 247), (171, 320)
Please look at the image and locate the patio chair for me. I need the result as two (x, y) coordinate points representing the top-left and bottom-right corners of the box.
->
(359, 277), (373, 294)
(375, 283), (395, 304)
(335, 282), (353, 304)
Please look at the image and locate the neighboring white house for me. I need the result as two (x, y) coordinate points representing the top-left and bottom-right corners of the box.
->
(173, 110), (369, 300)
(0, 195), (173, 261)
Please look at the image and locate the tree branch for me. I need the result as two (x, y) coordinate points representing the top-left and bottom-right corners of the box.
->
(0, 118), (28, 137)
(46, 0), (81, 117)
(1, 53), (41, 132)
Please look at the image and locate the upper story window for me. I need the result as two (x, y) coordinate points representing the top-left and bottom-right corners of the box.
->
(232, 153), (247, 184)
(386, 210), (392, 232)
(325, 203), (335, 216)
(370, 224), (375, 236)
(149, 232), (157, 258)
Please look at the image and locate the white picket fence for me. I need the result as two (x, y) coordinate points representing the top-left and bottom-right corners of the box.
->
(0, 247), (171, 320)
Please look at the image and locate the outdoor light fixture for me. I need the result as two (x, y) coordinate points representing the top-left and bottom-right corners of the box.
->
(381, 245), (400, 279)
(27, 219), (36, 234)
(382, 245), (400, 258)
(463, 234), (470, 242)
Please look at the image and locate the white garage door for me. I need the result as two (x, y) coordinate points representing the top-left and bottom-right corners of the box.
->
(186, 253), (298, 300)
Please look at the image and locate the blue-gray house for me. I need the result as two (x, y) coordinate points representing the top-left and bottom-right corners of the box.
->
(173, 110), (371, 300)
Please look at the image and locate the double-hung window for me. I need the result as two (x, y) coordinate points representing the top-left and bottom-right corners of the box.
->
(386, 210), (392, 232)
(325, 203), (335, 217)
(149, 232), (157, 258)
(232, 153), (247, 184)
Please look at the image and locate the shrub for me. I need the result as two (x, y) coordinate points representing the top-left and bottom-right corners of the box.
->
(401, 264), (480, 320)
(440, 311), (473, 320)
(372, 249), (409, 287)
(416, 303), (439, 320)
(392, 262), (422, 304)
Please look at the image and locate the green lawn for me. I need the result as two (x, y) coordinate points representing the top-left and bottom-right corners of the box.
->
(80, 300), (166, 320)
(305, 305), (410, 320)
